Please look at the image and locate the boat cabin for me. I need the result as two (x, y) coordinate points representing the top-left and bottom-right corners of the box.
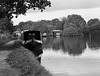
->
(22, 30), (43, 63)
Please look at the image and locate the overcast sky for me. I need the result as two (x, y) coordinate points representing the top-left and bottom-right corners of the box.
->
(27, 0), (100, 12)
(12, 0), (100, 25)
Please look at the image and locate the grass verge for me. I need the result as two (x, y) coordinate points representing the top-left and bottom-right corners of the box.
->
(6, 46), (52, 76)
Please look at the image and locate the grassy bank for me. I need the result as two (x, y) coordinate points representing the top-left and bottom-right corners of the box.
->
(5, 45), (52, 76)
(0, 38), (52, 76)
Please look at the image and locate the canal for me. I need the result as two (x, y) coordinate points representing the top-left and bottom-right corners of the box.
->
(41, 35), (100, 76)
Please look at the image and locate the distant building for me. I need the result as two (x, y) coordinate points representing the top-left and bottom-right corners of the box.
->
(52, 30), (61, 36)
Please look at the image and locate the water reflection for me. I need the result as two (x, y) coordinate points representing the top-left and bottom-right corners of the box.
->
(42, 35), (100, 56)
(42, 35), (100, 76)
(62, 37), (86, 56)
(88, 35), (100, 50)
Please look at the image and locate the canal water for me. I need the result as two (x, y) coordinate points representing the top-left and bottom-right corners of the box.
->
(41, 35), (100, 76)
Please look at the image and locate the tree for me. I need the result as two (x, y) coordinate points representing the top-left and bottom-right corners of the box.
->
(86, 18), (100, 35)
(87, 18), (99, 26)
(33, 20), (51, 34)
(63, 26), (79, 36)
(62, 14), (86, 36)
(0, 0), (51, 20)
(67, 14), (86, 28)
(0, 18), (14, 33)
(51, 18), (62, 30)
(16, 21), (36, 31)
(61, 17), (68, 30)
(64, 23), (76, 29)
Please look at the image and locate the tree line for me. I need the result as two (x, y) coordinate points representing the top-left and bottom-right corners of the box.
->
(14, 14), (100, 37)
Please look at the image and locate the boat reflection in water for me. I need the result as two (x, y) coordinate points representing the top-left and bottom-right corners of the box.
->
(22, 30), (43, 63)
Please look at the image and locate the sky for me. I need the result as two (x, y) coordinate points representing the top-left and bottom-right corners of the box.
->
(12, 0), (100, 25)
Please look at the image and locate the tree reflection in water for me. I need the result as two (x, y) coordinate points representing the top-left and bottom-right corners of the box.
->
(42, 35), (100, 56)
(88, 32), (100, 50)
(62, 37), (86, 56)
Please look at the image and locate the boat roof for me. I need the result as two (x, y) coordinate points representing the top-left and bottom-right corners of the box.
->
(22, 30), (41, 41)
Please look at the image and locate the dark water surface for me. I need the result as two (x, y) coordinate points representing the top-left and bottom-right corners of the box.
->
(41, 35), (100, 76)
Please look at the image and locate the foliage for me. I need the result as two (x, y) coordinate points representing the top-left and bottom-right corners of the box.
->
(67, 14), (86, 27)
(85, 18), (100, 35)
(60, 14), (86, 36)
(38, 24), (51, 34)
(87, 18), (99, 26)
(51, 18), (62, 30)
(16, 14), (86, 36)
(16, 21), (36, 31)
(87, 21), (100, 34)
(0, 18), (14, 33)
(61, 17), (68, 24)
(16, 20), (52, 35)
(0, 0), (51, 20)
(63, 26), (79, 36)
(64, 23), (77, 29)
(15, 14), (100, 37)
(61, 17), (68, 30)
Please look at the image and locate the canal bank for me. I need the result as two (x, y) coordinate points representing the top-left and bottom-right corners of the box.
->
(0, 39), (52, 76)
